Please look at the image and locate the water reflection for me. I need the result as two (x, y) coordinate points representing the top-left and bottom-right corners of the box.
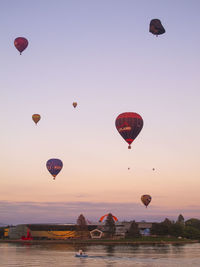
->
(105, 245), (115, 256)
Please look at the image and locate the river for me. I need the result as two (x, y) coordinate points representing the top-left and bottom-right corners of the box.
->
(0, 243), (200, 266)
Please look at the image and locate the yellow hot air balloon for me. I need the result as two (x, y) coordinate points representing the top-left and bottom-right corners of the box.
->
(32, 114), (41, 125)
(73, 102), (77, 108)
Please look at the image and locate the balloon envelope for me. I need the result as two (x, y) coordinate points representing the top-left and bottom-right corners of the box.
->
(73, 102), (77, 108)
(141, 194), (152, 207)
(46, 158), (63, 179)
(99, 214), (118, 222)
(149, 19), (165, 36)
(32, 114), (41, 125)
(14, 37), (28, 54)
(115, 112), (143, 148)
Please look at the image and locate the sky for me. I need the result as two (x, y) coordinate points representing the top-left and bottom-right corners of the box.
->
(0, 0), (200, 225)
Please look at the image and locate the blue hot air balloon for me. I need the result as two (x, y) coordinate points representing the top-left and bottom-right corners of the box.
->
(46, 158), (63, 180)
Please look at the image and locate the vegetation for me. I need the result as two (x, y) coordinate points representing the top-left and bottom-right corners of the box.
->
(151, 215), (200, 240)
(177, 214), (185, 224)
(126, 220), (141, 238)
(0, 228), (5, 238)
(104, 213), (116, 237)
(76, 214), (89, 239)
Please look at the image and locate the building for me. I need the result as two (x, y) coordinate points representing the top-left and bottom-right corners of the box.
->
(8, 224), (97, 240)
(7, 221), (153, 240)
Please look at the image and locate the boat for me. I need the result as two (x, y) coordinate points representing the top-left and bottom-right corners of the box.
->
(75, 250), (88, 258)
(75, 253), (88, 258)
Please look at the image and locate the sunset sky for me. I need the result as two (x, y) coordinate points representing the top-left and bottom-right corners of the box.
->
(1, 0), (200, 224)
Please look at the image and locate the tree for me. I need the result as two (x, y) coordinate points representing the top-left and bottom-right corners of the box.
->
(170, 222), (184, 237)
(151, 218), (173, 236)
(177, 214), (185, 225)
(185, 218), (200, 230)
(183, 226), (200, 239)
(126, 221), (141, 238)
(76, 214), (89, 239)
(104, 213), (116, 238)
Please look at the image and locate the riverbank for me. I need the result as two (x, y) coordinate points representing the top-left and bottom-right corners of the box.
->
(0, 237), (198, 245)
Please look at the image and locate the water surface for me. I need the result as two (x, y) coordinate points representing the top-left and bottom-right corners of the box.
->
(0, 243), (200, 266)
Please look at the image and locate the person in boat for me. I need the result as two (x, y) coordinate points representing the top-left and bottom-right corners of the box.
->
(79, 250), (83, 255)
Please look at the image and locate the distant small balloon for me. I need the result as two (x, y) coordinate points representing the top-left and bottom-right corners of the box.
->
(141, 194), (152, 208)
(14, 37), (29, 54)
(73, 102), (77, 108)
(32, 114), (41, 125)
(46, 158), (63, 180)
(152, 168), (155, 171)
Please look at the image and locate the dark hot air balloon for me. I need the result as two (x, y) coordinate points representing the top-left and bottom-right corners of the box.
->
(115, 112), (143, 149)
(32, 114), (41, 125)
(46, 158), (63, 180)
(14, 37), (29, 54)
(141, 194), (152, 208)
(149, 19), (165, 36)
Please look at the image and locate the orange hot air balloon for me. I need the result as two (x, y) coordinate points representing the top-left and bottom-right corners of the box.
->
(141, 194), (152, 208)
(73, 102), (77, 108)
(115, 112), (143, 149)
(14, 37), (29, 54)
(149, 19), (165, 36)
(32, 114), (41, 125)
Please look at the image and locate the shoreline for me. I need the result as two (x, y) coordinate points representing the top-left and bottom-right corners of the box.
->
(0, 239), (198, 245)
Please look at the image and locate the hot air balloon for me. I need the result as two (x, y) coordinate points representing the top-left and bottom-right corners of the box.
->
(115, 112), (143, 149)
(149, 19), (165, 36)
(73, 102), (77, 108)
(32, 114), (41, 125)
(141, 194), (152, 208)
(46, 158), (63, 180)
(152, 168), (155, 171)
(99, 214), (118, 222)
(14, 37), (29, 54)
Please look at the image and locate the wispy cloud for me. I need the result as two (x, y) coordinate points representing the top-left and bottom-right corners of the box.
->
(0, 201), (199, 225)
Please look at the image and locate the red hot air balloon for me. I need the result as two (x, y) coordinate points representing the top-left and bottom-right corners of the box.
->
(99, 214), (118, 222)
(115, 112), (143, 149)
(14, 37), (28, 54)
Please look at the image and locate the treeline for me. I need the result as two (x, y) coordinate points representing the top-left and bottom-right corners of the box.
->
(150, 215), (200, 239)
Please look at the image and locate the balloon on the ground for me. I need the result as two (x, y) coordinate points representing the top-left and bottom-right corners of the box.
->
(149, 19), (165, 36)
(32, 114), (41, 125)
(141, 194), (152, 207)
(99, 214), (118, 222)
(14, 37), (28, 54)
(46, 158), (63, 180)
(115, 112), (143, 149)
